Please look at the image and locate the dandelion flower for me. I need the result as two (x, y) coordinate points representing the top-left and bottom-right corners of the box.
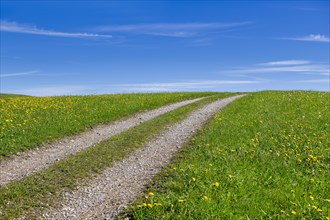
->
(147, 203), (153, 208)
(148, 192), (154, 196)
(291, 210), (297, 215)
(212, 182), (220, 187)
(203, 196), (209, 201)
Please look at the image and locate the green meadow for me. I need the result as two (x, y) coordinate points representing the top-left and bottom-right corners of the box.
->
(0, 92), (215, 159)
(0, 93), (232, 219)
(126, 91), (330, 219)
(0, 91), (329, 219)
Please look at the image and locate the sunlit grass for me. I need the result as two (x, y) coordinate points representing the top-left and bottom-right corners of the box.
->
(0, 93), (30, 99)
(126, 91), (330, 219)
(0, 93), (233, 219)
(0, 92), (215, 158)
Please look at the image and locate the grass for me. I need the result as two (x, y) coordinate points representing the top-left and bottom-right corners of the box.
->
(0, 93), (30, 98)
(0, 93), (233, 219)
(126, 91), (330, 219)
(0, 92), (216, 159)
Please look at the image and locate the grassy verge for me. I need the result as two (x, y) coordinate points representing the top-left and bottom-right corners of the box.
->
(0, 92), (216, 158)
(126, 91), (329, 219)
(0, 93), (30, 99)
(0, 93), (233, 219)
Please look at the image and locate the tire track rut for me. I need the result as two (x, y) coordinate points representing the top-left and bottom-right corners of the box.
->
(43, 95), (245, 219)
(0, 97), (204, 186)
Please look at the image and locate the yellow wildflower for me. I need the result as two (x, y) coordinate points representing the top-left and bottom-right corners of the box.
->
(203, 196), (209, 201)
(147, 203), (153, 208)
(178, 199), (186, 203)
(309, 195), (314, 200)
(291, 210), (297, 215)
(148, 192), (154, 196)
(212, 182), (220, 187)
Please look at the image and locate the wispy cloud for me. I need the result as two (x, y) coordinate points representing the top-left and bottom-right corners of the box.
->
(9, 85), (90, 96)
(93, 22), (251, 37)
(258, 60), (311, 66)
(0, 20), (112, 39)
(111, 80), (259, 92)
(5, 80), (258, 96)
(283, 34), (330, 43)
(295, 79), (330, 83)
(223, 60), (329, 76)
(1, 70), (40, 78)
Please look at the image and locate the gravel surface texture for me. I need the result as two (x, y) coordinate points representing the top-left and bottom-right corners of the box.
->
(42, 95), (245, 220)
(0, 97), (204, 186)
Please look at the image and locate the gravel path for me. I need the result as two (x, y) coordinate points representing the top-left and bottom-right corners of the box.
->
(42, 95), (245, 220)
(0, 97), (204, 186)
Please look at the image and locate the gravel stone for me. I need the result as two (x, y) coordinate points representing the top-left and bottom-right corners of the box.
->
(0, 98), (204, 186)
(42, 95), (244, 220)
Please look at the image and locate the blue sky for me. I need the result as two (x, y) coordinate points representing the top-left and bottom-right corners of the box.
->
(0, 1), (329, 96)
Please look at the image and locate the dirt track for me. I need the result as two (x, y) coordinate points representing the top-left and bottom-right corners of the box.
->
(0, 97), (204, 186)
(41, 95), (245, 219)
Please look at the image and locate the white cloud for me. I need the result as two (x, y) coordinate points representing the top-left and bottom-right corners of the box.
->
(295, 79), (330, 83)
(111, 80), (259, 92)
(4, 80), (258, 96)
(285, 34), (330, 42)
(258, 60), (311, 66)
(9, 85), (90, 96)
(1, 70), (40, 77)
(224, 60), (329, 76)
(0, 20), (112, 39)
(93, 22), (251, 37)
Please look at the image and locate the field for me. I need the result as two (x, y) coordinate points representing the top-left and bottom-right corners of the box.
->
(0, 92), (215, 159)
(0, 93), (234, 219)
(127, 91), (330, 219)
(0, 94), (30, 99)
(0, 91), (329, 219)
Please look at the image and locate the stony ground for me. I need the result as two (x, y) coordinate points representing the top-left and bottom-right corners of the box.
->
(0, 97), (204, 186)
(40, 95), (244, 220)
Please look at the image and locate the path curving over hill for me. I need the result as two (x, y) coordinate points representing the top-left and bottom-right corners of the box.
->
(42, 95), (245, 219)
(0, 97), (205, 186)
